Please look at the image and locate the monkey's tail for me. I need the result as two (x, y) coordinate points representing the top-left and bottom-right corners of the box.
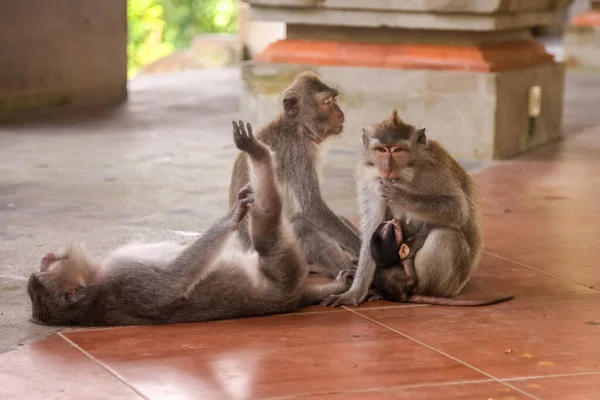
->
(406, 294), (514, 307)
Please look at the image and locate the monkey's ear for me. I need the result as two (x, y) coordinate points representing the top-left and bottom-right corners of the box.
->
(414, 128), (427, 146)
(40, 253), (57, 272)
(361, 126), (373, 147)
(61, 285), (87, 305)
(283, 96), (299, 117)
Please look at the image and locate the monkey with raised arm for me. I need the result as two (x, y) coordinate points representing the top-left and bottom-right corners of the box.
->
(322, 110), (512, 307)
(339, 218), (513, 306)
(27, 121), (350, 327)
(229, 71), (360, 279)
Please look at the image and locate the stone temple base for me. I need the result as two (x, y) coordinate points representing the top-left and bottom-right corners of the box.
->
(241, 61), (565, 161)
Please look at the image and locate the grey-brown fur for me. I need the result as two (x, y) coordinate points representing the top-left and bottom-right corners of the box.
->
(344, 219), (513, 306)
(322, 109), (486, 307)
(229, 71), (360, 278)
(27, 121), (349, 327)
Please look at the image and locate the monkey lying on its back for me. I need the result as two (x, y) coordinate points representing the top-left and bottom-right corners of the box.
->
(27, 121), (350, 327)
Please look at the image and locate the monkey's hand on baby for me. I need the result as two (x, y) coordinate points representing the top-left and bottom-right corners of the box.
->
(228, 184), (255, 227)
(233, 120), (269, 161)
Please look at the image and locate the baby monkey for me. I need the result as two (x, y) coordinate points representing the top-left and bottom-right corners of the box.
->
(342, 217), (514, 306)
(27, 121), (349, 327)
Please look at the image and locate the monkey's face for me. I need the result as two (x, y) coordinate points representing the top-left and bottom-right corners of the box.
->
(370, 221), (402, 268)
(281, 72), (345, 141)
(315, 91), (345, 138)
(370, 140), (411, 180)
(28, 273), (67, 325)
(362, 110), (427, 179)
(27, 250), (91, 325)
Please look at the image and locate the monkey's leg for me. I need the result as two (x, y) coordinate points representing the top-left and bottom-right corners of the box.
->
(400, 258), (419, 298)
(413, 228), (474, 297)
(339, 215), (361, 237)
(234, 122), (308, 294)
(291, 215), (357, 279)
(400, 224), (432, 295)
(236, 217), (253, 251)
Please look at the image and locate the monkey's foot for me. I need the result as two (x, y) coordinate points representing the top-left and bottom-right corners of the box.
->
(367, 293), (383, 302)
(336, 269), (356, 284)
(320, 291), (366, 307)
(403, 279), (417, 296)
(230, 184), (255, 224)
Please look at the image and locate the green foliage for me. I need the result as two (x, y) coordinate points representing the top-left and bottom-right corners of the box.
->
(127, 0), (238, 78)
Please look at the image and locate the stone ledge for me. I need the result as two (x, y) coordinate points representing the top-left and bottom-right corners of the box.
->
(256, 39), (555, 72)
(249, 0), (568, 14)
(249, 6), (560, 31)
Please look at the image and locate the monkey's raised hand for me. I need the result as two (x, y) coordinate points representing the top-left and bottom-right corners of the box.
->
(232, 120), (269, 160)
(228, 184), (254, 226)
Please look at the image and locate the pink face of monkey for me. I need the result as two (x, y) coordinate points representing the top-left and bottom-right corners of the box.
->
(28, 246), (95, 325)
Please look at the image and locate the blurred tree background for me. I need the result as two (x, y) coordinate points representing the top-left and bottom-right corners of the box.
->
(127, 0), (239, 78)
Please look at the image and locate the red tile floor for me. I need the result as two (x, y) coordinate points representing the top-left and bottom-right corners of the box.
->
(2, 127), (600, 400)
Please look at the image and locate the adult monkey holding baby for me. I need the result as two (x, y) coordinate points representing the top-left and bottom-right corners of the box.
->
(323, 110), (512, 307)
(229, 71), (361, 278)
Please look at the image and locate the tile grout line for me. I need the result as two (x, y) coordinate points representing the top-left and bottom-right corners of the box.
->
(344, 309), (543, 400)
(485, 251), (600, 293)
(57, 332), (149, 400)
(503, 370), (600, 382)
(266, 371), (600, 399)
(263, 378), (498, 400)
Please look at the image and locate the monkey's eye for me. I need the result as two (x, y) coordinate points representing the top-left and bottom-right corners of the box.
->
(392, 148), (406, 153)
(323, 97), (332, 105)
(375, 147), (387, 153)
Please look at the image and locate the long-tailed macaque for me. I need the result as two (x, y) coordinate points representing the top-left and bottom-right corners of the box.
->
(322, 109), (494, 307)
(27, 121), (349, 327)
(339, 218), (513, 306)
(229, 71), (360, 279)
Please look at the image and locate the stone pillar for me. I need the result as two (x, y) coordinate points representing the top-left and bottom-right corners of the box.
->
(239, 1), (286, 59)
(565, 0), (600, 70)
(0, 0), (127, 121)
(241, 0), (573, 161)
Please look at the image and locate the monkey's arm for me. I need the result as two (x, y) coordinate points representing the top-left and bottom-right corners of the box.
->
(379, 180), (468, 227)
(287, 160), (361, 255)
(321, 182), (388, 307)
